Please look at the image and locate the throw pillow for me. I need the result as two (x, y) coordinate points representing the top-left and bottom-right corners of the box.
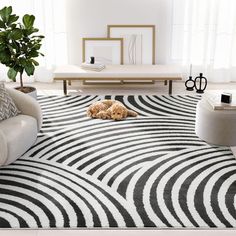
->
(0, 83), (19, 121)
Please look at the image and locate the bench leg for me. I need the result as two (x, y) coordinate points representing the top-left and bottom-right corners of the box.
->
(68, 80), (71, 86)
(63, 80), (68, 96)
(168, 80), (172, 95)
(164, 80), (168, 86)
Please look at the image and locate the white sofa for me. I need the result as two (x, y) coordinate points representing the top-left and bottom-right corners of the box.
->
(0, 88), (42, 166)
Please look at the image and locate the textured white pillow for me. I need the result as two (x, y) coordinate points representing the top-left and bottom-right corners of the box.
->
(0, 83), (20, 121)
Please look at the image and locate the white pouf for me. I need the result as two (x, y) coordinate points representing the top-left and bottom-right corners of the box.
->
(195, 99), (236, 146)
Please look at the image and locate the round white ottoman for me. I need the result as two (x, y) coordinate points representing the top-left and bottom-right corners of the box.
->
(195, 99), (236, 146)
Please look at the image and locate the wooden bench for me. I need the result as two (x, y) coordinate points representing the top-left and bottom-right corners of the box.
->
(54, 65), (182, 95)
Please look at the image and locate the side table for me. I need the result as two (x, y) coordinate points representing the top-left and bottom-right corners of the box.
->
(195, 98), (236, 146)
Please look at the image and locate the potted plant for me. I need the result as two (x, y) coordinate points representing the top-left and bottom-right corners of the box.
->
(0, 6), (44, 98)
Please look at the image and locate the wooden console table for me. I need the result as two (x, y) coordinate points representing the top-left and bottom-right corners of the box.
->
(54, 65), (182, 95)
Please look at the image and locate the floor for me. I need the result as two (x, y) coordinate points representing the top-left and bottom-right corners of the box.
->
(2, 80), (236, 236)
(5, 80), (236, 96)
(1, 230), (236, 236)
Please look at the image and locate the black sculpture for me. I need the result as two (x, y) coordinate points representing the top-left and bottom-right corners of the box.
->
(185, 64), (195, 91)
(90, 56), (95, 64)
(185, 76), (195, 91)
(194, 73), (207, 93)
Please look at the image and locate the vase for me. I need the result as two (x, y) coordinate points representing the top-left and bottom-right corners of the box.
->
(185, 76), (195, 91)
(194, 73), (207, 93)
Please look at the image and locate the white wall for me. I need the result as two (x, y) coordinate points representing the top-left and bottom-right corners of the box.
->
(66, 0), (173, 65)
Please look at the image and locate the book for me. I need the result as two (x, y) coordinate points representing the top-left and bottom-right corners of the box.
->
(81, 67), (105, 72)
(81, 62), (106, 72)
(205, 92), (236, 110)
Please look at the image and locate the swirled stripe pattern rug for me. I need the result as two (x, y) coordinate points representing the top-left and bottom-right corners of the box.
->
(0, 95), (235, 229)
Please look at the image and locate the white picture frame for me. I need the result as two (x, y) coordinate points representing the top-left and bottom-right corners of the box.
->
(108, 25), (155, 65)
(82, 38), (123, 65)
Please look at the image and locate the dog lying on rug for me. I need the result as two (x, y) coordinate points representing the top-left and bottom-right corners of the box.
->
(87, 100), (138, 121)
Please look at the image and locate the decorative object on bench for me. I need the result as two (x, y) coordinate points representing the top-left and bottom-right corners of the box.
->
(107, 25), (155, 65)
(0, 83), (20, 121)
(221, 92), (232, 104)
(185, 64), (195, 91)
(54, 64), (183, 95)
(0, 6), (44, 99)
(90, 56), (95, 64)
(0, 88), (42, 166)
(82, 38), (123, 65)
(194, 73), (207, 93)
(87, 99), (138, 121)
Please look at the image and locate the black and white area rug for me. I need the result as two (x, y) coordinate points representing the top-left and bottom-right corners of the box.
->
(0, 95), (236, 229)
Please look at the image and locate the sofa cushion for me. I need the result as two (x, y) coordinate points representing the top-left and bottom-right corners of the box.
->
(0, 114), (38, 165)
(0, 82), (20, 121)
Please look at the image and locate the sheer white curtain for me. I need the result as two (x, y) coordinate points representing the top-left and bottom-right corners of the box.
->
(171, 0), (236, 82)
(0, 0), (68, 82)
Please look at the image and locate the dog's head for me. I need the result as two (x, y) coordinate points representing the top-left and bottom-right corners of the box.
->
(110, 104), (127, 121)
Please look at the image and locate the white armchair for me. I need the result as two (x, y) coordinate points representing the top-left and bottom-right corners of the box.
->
(0, 88), (42, 166)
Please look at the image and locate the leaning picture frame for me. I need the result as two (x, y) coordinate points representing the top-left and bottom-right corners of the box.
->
(82, 38), (124, 65)
(107, 25), (156, 65)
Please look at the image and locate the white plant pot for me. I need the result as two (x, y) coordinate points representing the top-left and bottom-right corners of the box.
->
(15, 87), (37, 99)
(27, 89), (37, 99)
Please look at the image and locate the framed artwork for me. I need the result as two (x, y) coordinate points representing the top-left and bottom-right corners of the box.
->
(82, 38), (123, 65)
(107, 25), (155, 65)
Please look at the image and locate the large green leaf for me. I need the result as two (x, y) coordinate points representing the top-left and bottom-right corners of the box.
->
(25, 61), (35, 76)
(0, 31), (6, 42)
(7, 68), (17, 81)
(24, 28), (39, 36)
(10, 23), (17, 29)
(30, 59), (39, 66)
(12, 41), (20, 52)
(0, 49), (11, 63)
(7, 44), (15, 54)
(0, 6), (12, 23)
(32, 43), (42, 50)
(0, 20), (4, 28)
(14, 65), (24, 74)
(32, 35), (44, 39)
(9, 28), (23, 40)
(28, 49), (39, 58)
(18, 58), (27, 67)
(7, 14), (19, 26)
(23, 14), (35, 29)
(0, 44), (5, 52)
